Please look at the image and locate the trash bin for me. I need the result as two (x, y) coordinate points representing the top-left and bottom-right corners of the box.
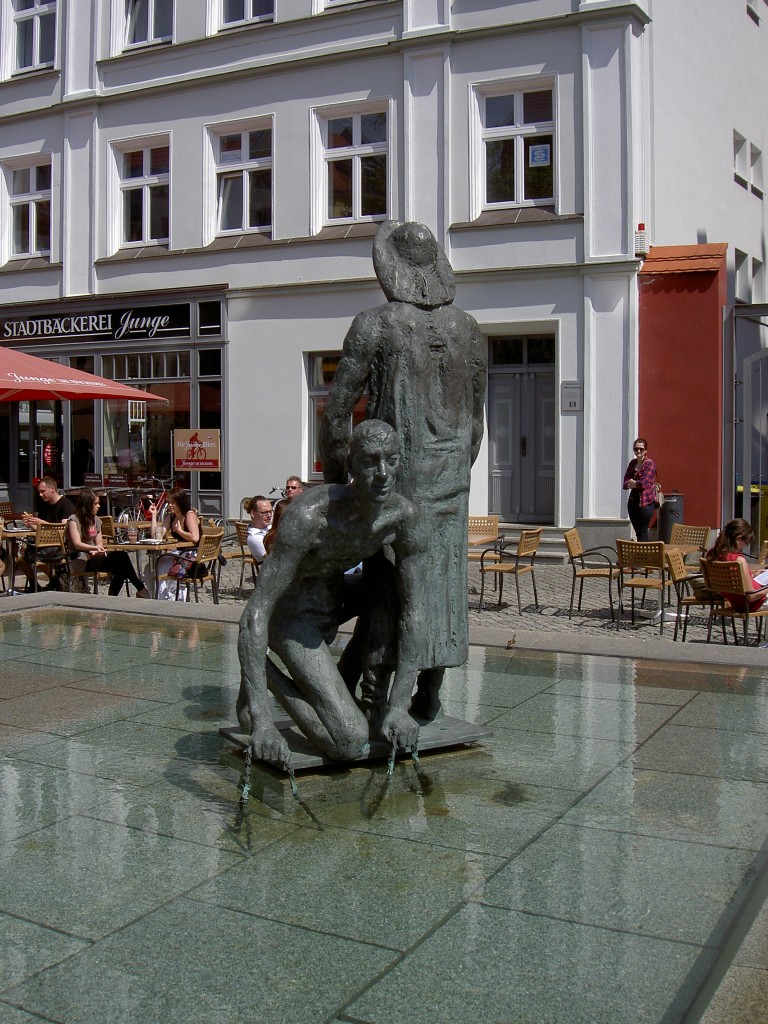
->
(658, 492), (684, 543)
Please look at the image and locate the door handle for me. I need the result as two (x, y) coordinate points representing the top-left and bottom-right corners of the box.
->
(521, 435), (527, 457)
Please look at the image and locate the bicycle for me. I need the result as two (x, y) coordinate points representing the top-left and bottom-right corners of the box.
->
(116, 476), (173, 524)
(268, 485), (286, 508)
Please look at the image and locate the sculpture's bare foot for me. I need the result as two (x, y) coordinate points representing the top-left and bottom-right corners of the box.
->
(381, 708), (420, 750)
(250, 722), (290, 765)
(236, 698), (252, 734)
(409, 667), (445, 724)
(408, 687), (443, 724)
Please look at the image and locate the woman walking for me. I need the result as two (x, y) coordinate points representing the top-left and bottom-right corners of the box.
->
(67, 489), (149, 597)
(623, 437), (658, 541)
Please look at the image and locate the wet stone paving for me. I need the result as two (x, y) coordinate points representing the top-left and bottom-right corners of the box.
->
(0, 602), (767, 1022)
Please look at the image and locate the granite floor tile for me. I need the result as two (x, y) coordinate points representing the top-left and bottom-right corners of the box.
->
(83, 771), (298, 853)
(672, 691), (768, 735)
(0, 724), (59, 755)
(491, 691), (676, 742)
(700, 965), (768, 1024)
(0, 815), (242, 939)
(191, 824), (502, 949)
(130, 689), (239, 732)
(345, 902), (710, 1024)
(4, 899), (397, 1024)
(0, 686), (165, 736)
(634, 723), (768, 783)
(563, 765), (768, 849)
(549, 677), (695, 706)
(0, 914), (88, 990)
(16, 643), (153, 673)
(478, 725), (635, 789)
(272, 764), (576, 857)
(0, 659), (88, 698)
(0, 1003), (47, 1023)
(440, 665), (555, 709)
(734, 903), (768, 969)
(0, 758), (131, 845)
(476, 822), (761, 945)
(10, 723), (224, 786)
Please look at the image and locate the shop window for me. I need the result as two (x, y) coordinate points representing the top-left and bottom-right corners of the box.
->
(13, 0), (55, 72)
(118, 142), (169, 245)
(214, 124), (272, 233)
(125, 0), (172, 47)
(307, 353), (367, 478)
(317, 106), (388, 224)
(198, 348), (221, 376)
(8, 161), (51, 257)
(199, 301), (223, 337)
(222, 0), (273, 26)
(476, 83), (555, 209)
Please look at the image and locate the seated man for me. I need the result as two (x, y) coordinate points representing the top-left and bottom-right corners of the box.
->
(237, 420), (424, 764)
(245, 494), (272, 563)
(20, 476), (76, 590)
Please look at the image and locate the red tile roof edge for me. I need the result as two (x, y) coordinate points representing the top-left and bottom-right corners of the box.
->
(638, 244), (728, 275)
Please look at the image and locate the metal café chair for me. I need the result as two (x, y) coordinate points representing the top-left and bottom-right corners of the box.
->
(668, 523), (710, 563)
(563, 527), (619, 620)
(156, 526), (224, 604)
(615, 539), (672, 634)
(478, 528), (542, 613)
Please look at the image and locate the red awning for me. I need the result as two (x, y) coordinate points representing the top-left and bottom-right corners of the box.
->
(638, 244), (728, 275)
(0, 348), (168, 403)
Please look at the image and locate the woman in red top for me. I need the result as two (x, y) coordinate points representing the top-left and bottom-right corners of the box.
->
(622, 437), (658, 541)
(705, 518), (767, 612)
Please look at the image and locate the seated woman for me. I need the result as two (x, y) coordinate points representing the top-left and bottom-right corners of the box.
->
(67, 488), (149, 598)
(151, 486), (201, 586)
(705, 518), (768, 612)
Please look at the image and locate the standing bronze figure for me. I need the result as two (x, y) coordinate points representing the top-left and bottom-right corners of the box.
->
(321, 221), (487, 722)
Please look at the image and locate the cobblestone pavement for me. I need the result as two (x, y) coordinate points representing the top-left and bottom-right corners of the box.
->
(213, 552), (720, 648)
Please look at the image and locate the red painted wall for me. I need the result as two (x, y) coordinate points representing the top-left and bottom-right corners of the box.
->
(637, 260), (726, 529)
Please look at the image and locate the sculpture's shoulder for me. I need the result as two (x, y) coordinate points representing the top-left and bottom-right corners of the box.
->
(344, 303), (391, 354)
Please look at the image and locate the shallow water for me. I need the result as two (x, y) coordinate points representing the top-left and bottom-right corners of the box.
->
(1, 608), (768, 1022)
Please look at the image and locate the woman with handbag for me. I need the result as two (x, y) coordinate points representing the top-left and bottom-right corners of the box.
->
(150, 487), (201, 599)
(622, 437), (658, 541)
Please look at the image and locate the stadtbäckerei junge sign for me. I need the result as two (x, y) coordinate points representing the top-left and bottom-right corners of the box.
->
(0, 303), (191, 343)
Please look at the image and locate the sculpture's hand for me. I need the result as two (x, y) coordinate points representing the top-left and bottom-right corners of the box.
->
(250, 722), (290, 765)
(381, 708), (420, 751)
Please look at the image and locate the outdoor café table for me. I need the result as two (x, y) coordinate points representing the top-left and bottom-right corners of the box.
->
(664, 542), (704, 565)
(0, 524), (33, 595)
(104, 538), (194, 597)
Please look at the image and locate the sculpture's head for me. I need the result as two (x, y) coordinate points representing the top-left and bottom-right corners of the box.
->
(373, 220), (455, 308)
(348, 420), (399, 504)
(390, 223), (439, 270)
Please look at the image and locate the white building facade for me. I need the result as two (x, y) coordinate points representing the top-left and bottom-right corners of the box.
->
(0, 0), (765, 530)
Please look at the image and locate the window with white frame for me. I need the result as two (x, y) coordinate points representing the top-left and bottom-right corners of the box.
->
(479, 86), (555, 207)
(119, 143), (169, 245)
(8, 160), (51, 256)
(307, 353), (367, 478)
(735, 248), (749, 303)
(734, 131), (748, 187)
(215, 125), (272, 233)
(125, 0), (172, 48)
(321, 108), (388, 222)
(13, 0), (56, 72)
(221, 0), (273, 26)
(751, 143), (764, 198)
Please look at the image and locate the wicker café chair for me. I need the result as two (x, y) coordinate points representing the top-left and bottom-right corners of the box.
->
(563, 527), (619, 620)
(156, 526), (224, 604)
(616, 539), (672, 634)
(218, 519), (258, 597)
(664, 547), (717, 642)
(700, 559), (768, 646)
(479, 528), (542, 613)
(31, 522), (69, 593)
(668, 523), (710, 562)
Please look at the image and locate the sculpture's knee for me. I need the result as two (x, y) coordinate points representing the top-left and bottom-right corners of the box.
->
(326, 720), (370, 762)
